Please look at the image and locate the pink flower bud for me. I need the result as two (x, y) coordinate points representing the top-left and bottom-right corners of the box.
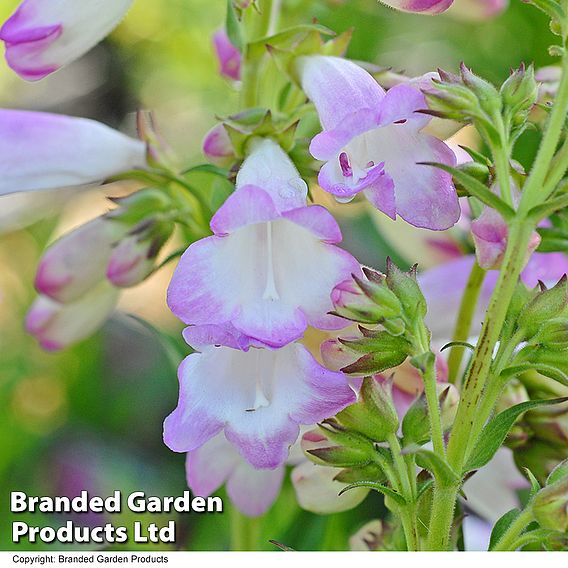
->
(107, 222), (172, 288)
(26, 282), (119, 351)
(378, 0), (454, 15)
(35, 217), (127, 303)
(472, 206), (540, 270)
(202, 124), (235, 166)
(212, 29), (241, 81)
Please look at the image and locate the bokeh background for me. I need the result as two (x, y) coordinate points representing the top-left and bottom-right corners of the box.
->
(0, 0), (556, 551)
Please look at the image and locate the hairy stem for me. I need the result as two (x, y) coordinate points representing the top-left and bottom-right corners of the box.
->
(520, 53), (568, 212)
(492, 508), (535, 551)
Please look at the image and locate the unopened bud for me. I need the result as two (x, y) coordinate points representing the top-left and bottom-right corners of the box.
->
(336, 378), (399, 442)
(26, 282), (119, 352)
(533, 469), (568, 532)
(202, 124), (236, 167)
(517, 276), (568, 338)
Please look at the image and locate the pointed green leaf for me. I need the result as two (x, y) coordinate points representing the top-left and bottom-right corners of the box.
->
(464, 397), (568, 473)
(404, 447), (459, 486)
(419, 162), (515, 220)
(489, 508), (521, 550)
(338, 481), (406, 506)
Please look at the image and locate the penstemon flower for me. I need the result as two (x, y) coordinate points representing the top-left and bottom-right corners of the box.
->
(0, 0), (134, 81)
(167, 138), (359, 347)
(0, 110), (146, 196)
(296, 56), (460, 230)
(26, 281), (119, 351)
(163, 324), (355, 468)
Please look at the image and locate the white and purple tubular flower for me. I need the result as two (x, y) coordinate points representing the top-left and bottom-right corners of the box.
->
(167, 138), (360, 348)
(296, 56), (460, 230)
(0, 0), (134, 81)
(164, 138), (357, 472)
(163, 325), (355, 469)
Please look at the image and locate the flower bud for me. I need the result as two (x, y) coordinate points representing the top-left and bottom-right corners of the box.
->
(438, 383), (460, 431)
(472, 205), (541, 270)
(526, 402), (568, 448)
(349, 520), (392, 551)
(533, 472), (568, 532)
(212, 29), (241, 81)
(402, 382), (459, 445)
(26, 282), (119, 352)
(336, 378), (399, 442)
(107, 188), (172, 224)
(338, 330), (411, 376)
(532, 318), (568, 347)
(517, 276), (568, 339)
(385, 259), (427, 323)
(291, 461), (368, 514)
(331, 273), (403, 326)
(495, 380), (531, 448)
(377, 0), (453, 15)
(106, 220), (174, 288)
(35, 217), (127, 303)
(500, 63), (538, 121)
(301, 426), (375, 467)
(202, 124), (235, 167)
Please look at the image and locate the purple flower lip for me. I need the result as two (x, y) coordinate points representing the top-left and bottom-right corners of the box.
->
(323, 161), (386, 199)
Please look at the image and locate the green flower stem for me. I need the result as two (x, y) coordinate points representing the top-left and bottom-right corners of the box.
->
(446, 221), (534, 471)
(230, 507), (262, 551)
(492, 508), (535, 551)
(426, 484), (459, 551)
(491, 136), (514, 208)
(426, 222), (534, 551)
(447, 261), (487, 384)
(421, 354), (446, 458)
(520, 52), (568, 212)
(387, 434), (419, 551)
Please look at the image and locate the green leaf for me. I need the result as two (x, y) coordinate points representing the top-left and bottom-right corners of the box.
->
(337, 481), (406, 506)
(464, 397), (568, 473)
(225, 0), (244, 52)
(419, 162), (515, 220)
(416, 478), (434, 501)
(440, 340), (476, 353)
(523, 468), (542, 497)
(404, 447), (459, 486)
(489, 509), (521, 550)
(547, 457), (568, 485)
(501, 364), (568, 386)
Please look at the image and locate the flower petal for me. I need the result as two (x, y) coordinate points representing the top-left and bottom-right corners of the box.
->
(163, 343), (355, 469)
(369, 124), (460, 230)
(378, 0), (453, 14)
(377, 83), (431, 129)
(0, 0), (134, 81)
(35, 217), (127, 303)
(0, 110), (146, 196)
(297, 56), (384, 133)
(235, 138), (308, 213)
(168, 213), (357, 347)
(25, 281), (119, 351)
